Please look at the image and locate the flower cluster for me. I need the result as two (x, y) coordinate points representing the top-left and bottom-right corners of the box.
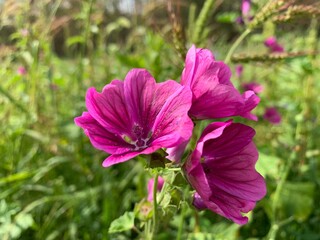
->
(75, 45), (266, 224)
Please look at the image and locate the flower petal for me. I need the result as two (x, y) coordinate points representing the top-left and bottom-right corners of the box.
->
(124, 69), (157, 130)
(193, 192), (208, 211)
(151, 86), (193, 148)
(204, 142), (266, 201)
(166, 140), (189, 163)
(182, 46), (259, 120)
(85, 80), (132, 136)
(239, 91), (260, 121)
(181, 46), (219, 85)
(202, 123), (255, 158)
(102, 145), (161, 167)
(189, 81), (244, 119)
(74, 112), (132, 154)
(184, 122), (266, 225)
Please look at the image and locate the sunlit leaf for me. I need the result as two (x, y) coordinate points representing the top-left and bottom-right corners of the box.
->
(108, 211), (135, 233)
(256, 152), (281, 178)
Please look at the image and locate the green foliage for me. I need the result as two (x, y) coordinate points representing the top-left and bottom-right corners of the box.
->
(0, 0), (319, 239)
(276, 182), (315, 222)
(108, 211), (135, 234)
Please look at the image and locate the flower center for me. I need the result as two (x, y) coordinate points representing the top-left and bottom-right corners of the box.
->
(122, 124), (153, 151)
(133, 138), (149, 151)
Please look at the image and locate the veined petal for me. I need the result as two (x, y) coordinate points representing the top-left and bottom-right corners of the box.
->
(204, 143), (266, 201)
(182, 45), (259, 120)
(184, 122), (266, 225)
(151, 80), (182, 130)
(102, 145), (161, 167)
(202, 123), (256, 158)
(151, 86), (193, 148)
(86, 80), (132, 136)
(189, 83), (244, 119)
(102, 151), (142, 168)
(74, 112), (132, 155)
(124, 69), (157, 129)
(186, 160), (212, 201)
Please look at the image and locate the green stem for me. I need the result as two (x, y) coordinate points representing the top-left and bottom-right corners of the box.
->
(176, 203), (186, 240)
(267, 216), (295, 240)
(224, 29), (251, 64)
(152, 171), (159, 238)
(271, 151), (296, 219)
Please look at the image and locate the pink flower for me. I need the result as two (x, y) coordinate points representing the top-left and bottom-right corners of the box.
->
(235, 65), (243, 78)
(263, 107), (281, 124)
(75, 69), (193, 167)
(242, 0), (251, 17)
(147, 176), (165, 202)
(184, 121), (266, 225)
(264, 37), (284, 53)
(242, 82), (264, 94)
(17, 66), (27, 75)
(20, 29), (29, 37)
(181, 45), (260, 121)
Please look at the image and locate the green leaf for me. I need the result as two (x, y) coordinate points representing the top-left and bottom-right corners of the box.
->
(108, 212), (135, 233)
(256, 152), (281, 178)
(15, 213), (34, 229)
(216, 12), (238, 23)
(66, 36), (84, 47)
(276, 182), (315, 221)
(0, 172), (33, 187)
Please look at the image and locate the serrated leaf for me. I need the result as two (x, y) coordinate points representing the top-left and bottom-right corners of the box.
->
(108, 211), (135, 233)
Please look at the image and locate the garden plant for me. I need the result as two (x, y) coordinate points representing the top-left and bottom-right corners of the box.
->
(0, 0), (320, 239)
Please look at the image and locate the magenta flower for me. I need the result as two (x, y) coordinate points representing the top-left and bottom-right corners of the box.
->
(235, 65), (243, 78)
(17, 66), (27, 75)
(242, 82), (264, 94)
(264, 37), (284, 53)
(75, 69), (193, 167)
(263, 107), (281, 124)
(242, 0), (251, 17)
(147, 176), (165, 202)
(184, 121), (266, 224)
(181, 45), (259, 121)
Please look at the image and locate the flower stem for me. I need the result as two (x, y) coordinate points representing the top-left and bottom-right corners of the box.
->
(224, 29), (251, 64)
(176, 202), (186, 240)
(152, 171), (159, 238)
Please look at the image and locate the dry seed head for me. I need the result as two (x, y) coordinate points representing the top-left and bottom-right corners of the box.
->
(273, 4), (320, 23)
(231, 51), (319, 63)
(248, 0), (287, 29)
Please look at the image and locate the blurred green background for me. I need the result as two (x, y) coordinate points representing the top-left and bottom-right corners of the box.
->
(0, 0), (319, 239)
